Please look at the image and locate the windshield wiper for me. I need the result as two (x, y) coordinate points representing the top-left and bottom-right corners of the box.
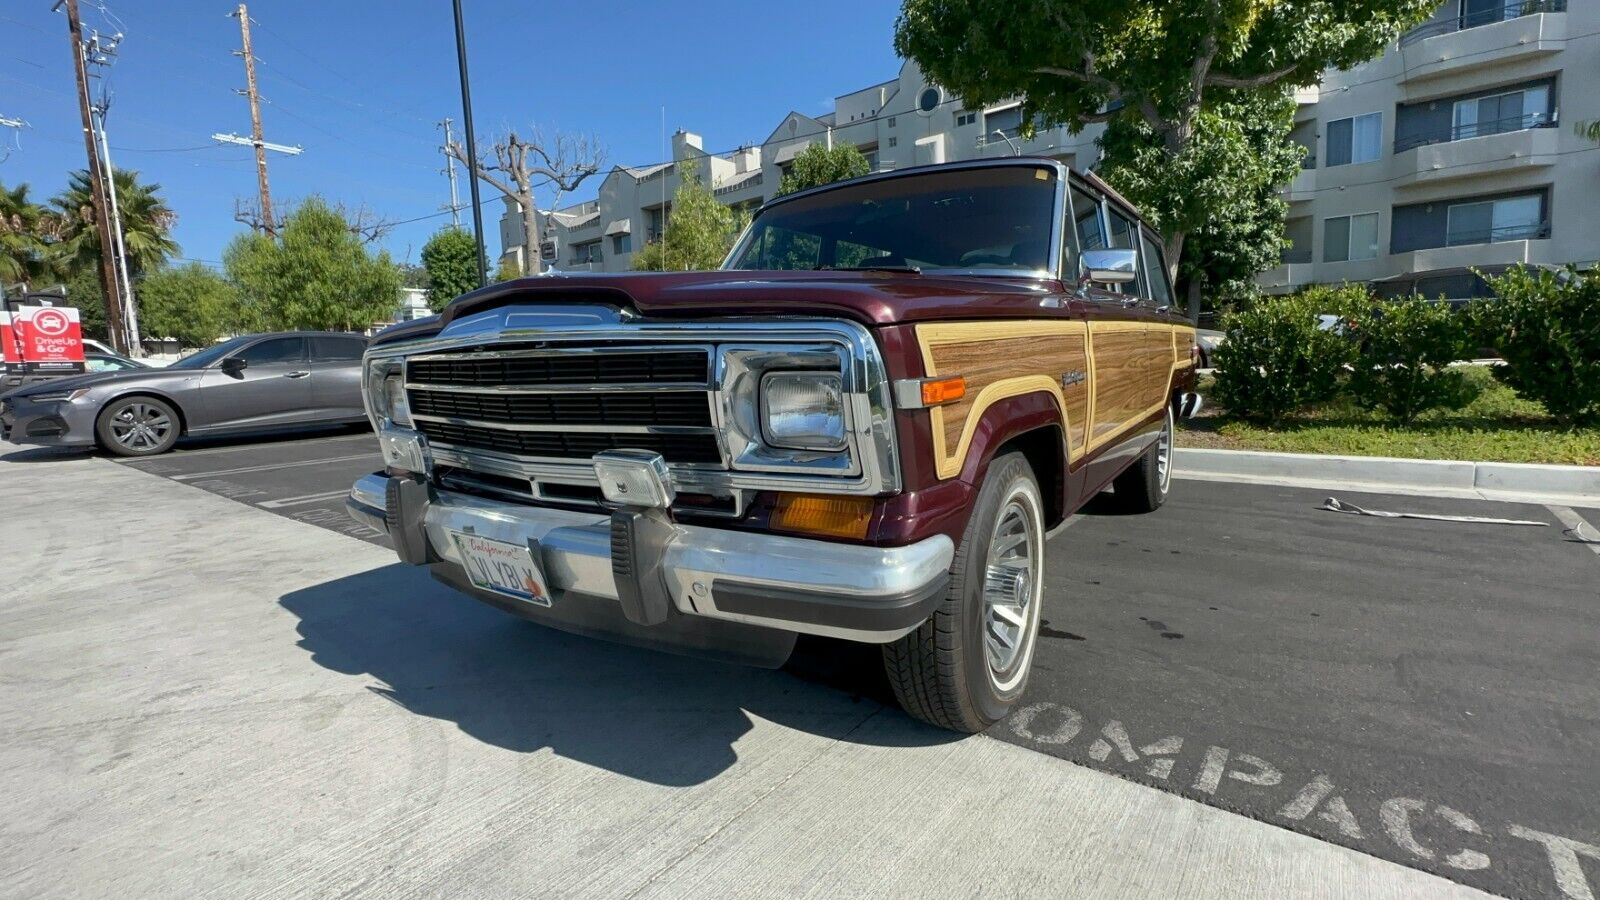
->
(814, 264), (923, 274)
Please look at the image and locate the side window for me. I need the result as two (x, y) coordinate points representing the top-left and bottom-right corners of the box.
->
(1105, 207), (1146, 297)
(1140, 232), (1174, 308)
(1069, 185), (1107, 263)
(310, 336), (366, 361)
(235, 337), (306, 366)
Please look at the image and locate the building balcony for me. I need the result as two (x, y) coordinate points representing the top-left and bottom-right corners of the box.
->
(1390, 236), (1552, 274)
(1398, 5), (1566, 84)
(1256, 261), (1316, 294)
(1390, 123), (1558, 189)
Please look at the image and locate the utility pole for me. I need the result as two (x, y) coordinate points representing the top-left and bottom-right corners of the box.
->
(439, 118), (463, 228)
(86, 30), (141, 356)
(57, 0), (126, 354)
(451, 0), (487, 287)
(231, 3), (275, 235)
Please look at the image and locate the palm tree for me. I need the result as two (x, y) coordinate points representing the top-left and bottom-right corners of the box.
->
(51, 169), (180, 282)
(0, 181), (58, 287)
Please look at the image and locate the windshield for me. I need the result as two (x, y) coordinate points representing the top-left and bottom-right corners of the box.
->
(170, 336), (252, 369)
(726, 164), (1058, 274)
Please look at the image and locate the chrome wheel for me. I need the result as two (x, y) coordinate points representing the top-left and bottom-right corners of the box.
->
(108, 401), (173, 452)
(982, 490), (1043, 693)
(1157, 408), (1174, 493)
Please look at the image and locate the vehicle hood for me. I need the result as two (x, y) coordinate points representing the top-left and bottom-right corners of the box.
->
(4, 367), (192, 399)
(373, 270), (1068, 347)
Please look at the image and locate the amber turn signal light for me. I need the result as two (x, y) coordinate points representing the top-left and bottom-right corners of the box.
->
(921, 376), (967, 407)
(771, 493), (874, 540)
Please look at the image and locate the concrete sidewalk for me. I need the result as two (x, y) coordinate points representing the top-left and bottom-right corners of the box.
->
(0, 448), (1487, 898)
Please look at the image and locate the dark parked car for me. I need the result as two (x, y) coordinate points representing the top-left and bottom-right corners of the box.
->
(0, 332), (369, 456)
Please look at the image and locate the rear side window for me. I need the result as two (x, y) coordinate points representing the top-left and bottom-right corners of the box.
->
(235, 337), (306, 365)
(310, 336), (367, 361)
(1140, 232), (1174, 307)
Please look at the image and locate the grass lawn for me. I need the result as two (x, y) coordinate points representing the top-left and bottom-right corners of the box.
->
(1179, 367), (1600, 466)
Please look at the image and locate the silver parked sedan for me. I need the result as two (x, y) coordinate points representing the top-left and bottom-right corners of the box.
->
(0, 332), (369, 456)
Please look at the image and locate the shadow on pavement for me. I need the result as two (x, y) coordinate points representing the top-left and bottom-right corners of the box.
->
(280, 563), (951, 786)
(0, 445), (93, 463)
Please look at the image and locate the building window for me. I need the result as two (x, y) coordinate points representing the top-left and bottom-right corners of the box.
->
(956, 111), (977, 127)
(918, 87), (941, 113)
(1453, 84), (1551, 141)
(1326, 112), (1382, 166)
(986, 105), (1023, 138)
(612, 233), (631, 255)
(1446, 193), (1546, 246)
(888, 116), (896, 128)
(887, 136), (897, 148)
(570, 242), (601, 264)
(1325, 213), (1379, 262)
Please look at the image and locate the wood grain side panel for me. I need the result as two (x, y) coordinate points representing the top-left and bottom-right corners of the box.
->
(916, 321), (1087, 480)
(1087, 326), (1147, 446)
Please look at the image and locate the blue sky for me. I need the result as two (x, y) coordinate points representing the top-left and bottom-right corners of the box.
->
(0, 1), (903, 269)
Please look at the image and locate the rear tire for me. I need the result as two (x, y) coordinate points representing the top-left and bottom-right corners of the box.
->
(1106, 405), (1173, 514)
(96, 396), (180, 457)
(882, 452), (1044, 733)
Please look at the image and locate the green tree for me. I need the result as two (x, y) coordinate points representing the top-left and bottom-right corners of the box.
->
(420, 226), (481, 308)
(896, 0), (1434, 308)
(493, 256), (523, 283)
(137, 263), (237, 348)
(776, 143), (871, 196)
(223, 197), (401, 331)
(0, 182), (58, 286)
(632, 161), (744, 271)
(51, 169), (179, 282)
(62, 268), (108, 341)
(1100, 89), (1301, 318)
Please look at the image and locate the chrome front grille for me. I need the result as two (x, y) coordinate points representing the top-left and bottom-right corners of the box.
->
(405, 346), (720, 466)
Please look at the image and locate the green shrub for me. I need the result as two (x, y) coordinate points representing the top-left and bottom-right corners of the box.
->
(1473, 265), (1600, 428)
(1211, 285), (1366, 424)
(1348, 295), (1480, 424)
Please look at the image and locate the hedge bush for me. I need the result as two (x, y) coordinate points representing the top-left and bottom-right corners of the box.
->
(1211, 285), (1366, 424)
(1473, 266), (1600, 428)
(1348, 295), (1481, 424)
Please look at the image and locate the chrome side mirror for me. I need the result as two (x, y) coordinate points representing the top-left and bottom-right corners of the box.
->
(1081, 249), (1139, 286)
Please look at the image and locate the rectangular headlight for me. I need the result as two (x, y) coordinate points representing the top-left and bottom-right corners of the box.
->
(761, 371), (846, 451)
(28, 388), (91, 403)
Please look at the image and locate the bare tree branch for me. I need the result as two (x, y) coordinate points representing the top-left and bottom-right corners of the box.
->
(444, 127), (605, 274)
(1032, 64), (1122, 100)
(1206, 65), (1299, 90)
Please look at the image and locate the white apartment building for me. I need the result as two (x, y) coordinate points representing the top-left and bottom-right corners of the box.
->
(504, 0), (1595, 295)
(1263, 0), (1593, 297)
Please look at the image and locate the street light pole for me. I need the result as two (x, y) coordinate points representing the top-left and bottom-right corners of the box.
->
(451, 0), (487, 289)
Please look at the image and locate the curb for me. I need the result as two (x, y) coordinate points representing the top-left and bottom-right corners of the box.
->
(1173, 447), (1600, 504)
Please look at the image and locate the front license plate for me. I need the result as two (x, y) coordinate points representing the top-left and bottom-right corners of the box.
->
(451, 531), (552, 607)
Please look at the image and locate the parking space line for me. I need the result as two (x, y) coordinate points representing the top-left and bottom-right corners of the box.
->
(1547, 506), (1600, 557)
(258, 489), (355, 509)
(169, 453), (376, 481)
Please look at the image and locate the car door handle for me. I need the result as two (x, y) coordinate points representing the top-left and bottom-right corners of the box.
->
(285, 371), (310, 378)
(1121, 297), (1140, 308)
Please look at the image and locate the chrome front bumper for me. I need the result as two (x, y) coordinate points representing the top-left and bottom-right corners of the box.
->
(348, 473), (954, 643)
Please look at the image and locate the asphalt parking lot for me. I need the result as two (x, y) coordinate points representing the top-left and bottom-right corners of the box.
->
(10, 430), (1600, 898)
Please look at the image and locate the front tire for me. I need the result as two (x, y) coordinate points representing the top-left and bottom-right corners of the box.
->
(96, 396), (180, 457)
(883, 451), (1044, 733)
(1106, 404), (1174, 514)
